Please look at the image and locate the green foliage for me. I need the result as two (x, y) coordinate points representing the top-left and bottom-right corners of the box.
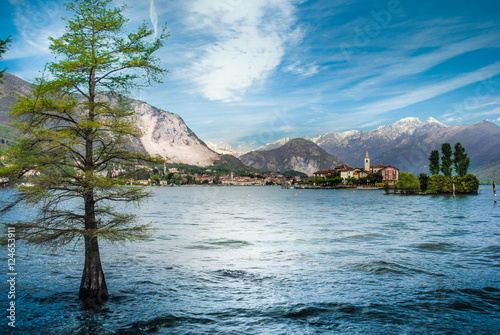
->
(440, 143), (453, 177)
(134, 168), (152, 180)
(418, 173), (429, 192)
(368, 171), (383, 184)
(454, 174), (479, 194)
(0, 35), (12, 81)
(312, 176), (343, 186)
(282, 170), (308, 179)
(429, 150), (440, 175)
(0, 0), (169, 306)
(426, 174), (478, 194)
(427, 175), (452, 194)
(357, 177), (368, 185)
(1, 0), (168, 248)
(0, 125), (16, 152)
(397, 172), (420, 194)
(453, 142), (470, 177)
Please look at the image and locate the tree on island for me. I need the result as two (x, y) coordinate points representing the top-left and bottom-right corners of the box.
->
(418, 172), (429, 192)
(453, 142), (470, 177)
(397, 171), (420, 194)
(440, 143), (453, 177)
(0, 0), (167, 308)
(425, 143), (478, 194)
(428, 150), (440, 176)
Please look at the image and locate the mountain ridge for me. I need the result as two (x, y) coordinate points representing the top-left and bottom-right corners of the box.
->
(0, 73), (220, 166)
(2, 73), (498, 180)
(240, 138), (344, 176)
(211, 117), (500, 180)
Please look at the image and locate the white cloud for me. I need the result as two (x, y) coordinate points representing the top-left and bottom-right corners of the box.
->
(184, 0), (302, 102)
(284, 61), (320, 77)
(5, 0), (66, 60)
(149, 0), (158, 39)
(344, 34), (500, 97)
(353, 61), (500, 116)
(279, 125), (295, 132)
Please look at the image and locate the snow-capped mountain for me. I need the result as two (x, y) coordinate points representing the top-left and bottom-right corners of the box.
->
(258, 117), (498, 180)
(205, 141), (243, 157)
(310, 117), (450, 171)
(255, 137), (293, 151)
(311, 117), (447, 148)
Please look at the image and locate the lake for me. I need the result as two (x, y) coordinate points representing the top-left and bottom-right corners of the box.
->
(1, 186), (499, 334)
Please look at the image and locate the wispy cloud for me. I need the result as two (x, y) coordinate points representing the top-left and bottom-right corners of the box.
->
(5, 0), (66, 60)
(149, 0), (158, 38)
(284, 61), (320, 78)
(343, 34), (500, 98)
(184, 0), (302, 102)
(353, 61), (500, 116)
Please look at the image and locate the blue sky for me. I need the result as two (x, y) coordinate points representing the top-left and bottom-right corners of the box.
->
(1, 0), (500, 150)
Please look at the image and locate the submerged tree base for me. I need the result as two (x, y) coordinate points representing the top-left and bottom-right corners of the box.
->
(81, 298), (107, 311)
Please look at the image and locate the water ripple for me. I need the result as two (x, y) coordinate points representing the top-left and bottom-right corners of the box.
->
(4, 186), (499, 334)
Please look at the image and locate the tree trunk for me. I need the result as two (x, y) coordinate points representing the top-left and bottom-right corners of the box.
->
(80, 172), (109, 308)
(79, 234), (109, 308)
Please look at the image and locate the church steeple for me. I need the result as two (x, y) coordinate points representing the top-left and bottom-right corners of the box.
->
(364, 150), (370, 172)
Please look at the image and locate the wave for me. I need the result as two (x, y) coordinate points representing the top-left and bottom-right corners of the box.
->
(348, 260), (444, 276)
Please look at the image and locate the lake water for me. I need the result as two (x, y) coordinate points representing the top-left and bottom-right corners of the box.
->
(1, 186), (499, 334)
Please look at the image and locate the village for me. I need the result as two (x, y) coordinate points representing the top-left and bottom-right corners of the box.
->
(310, 150), (399, 187)
(1, 149), (398, 188)
(124, 150), (399, 188)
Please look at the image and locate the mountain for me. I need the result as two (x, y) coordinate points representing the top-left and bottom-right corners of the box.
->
(0, 73), (32, 150)
(205, 141), (243, 157)
(256, 137), (293, 151)
(240, 138), (344, 176)
(311, 117), (448, 169)
(126, 98), (219, 166)
(0, 73), (219, 166)
(245, 117), (499, 181)
(0, 73), (33, 123)
(310, 117), (499, 181)
(215, 154), (253, 170)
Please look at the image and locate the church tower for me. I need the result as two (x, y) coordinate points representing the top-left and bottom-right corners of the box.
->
(364, 150), (370, 172)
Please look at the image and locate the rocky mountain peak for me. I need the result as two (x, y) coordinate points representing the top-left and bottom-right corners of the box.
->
(205, 141), (243, 157)
(425, 117), (446, 126)
(240, 138), (344, 176)
(0, 73), (220, 167)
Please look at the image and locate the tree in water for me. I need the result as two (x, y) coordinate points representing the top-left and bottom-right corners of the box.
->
(0, 0), (167, 308)
(428, 150), (440, 176)
(453, 142), (470, 177)
(440, 143), (453, 177)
